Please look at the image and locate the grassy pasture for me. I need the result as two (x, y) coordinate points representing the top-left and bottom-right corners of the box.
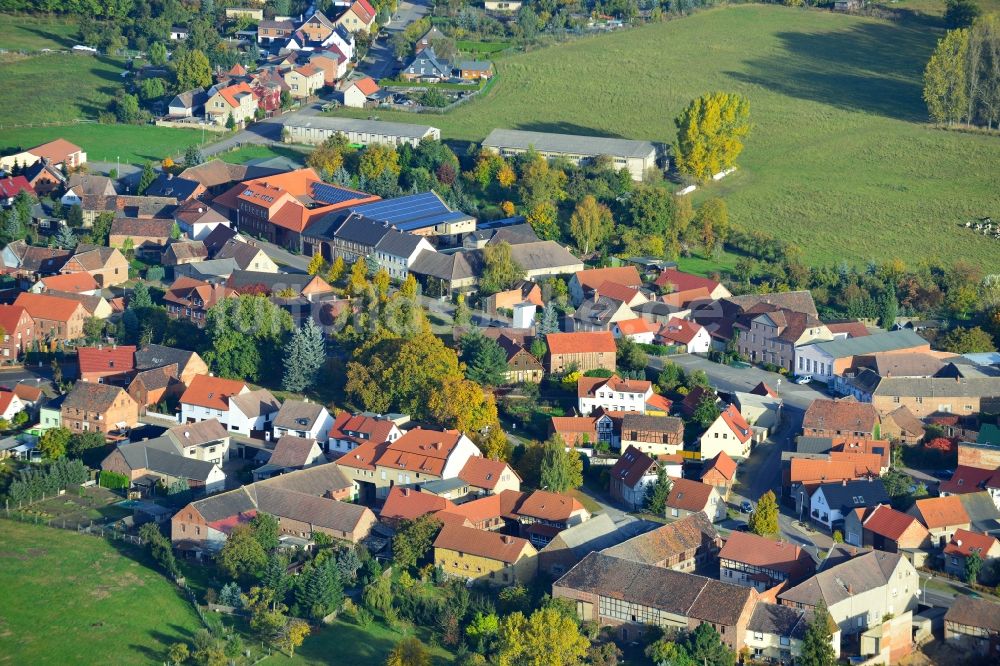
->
(0, 123), (206, 164)
(0, 13), (81, 52)
(0, 520), (202, 665)
(0, 53), (126, 125)
(331, 5), (1000, 268)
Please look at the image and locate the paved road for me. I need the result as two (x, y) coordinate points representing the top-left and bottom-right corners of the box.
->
(360, 0), (430, 80)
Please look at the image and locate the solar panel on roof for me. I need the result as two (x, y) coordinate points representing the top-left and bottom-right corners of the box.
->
(312, 182), (364, 205)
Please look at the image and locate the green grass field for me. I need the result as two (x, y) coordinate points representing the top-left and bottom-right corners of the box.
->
(0, 53), (126, 124)
(0, 123), (206, 163)
(332, 5), (1000, 268)
(0, 13), (81, 52)
(217, 143), (311, 165)
(270, 618), (453, 665)
(0, 520), (202, 664)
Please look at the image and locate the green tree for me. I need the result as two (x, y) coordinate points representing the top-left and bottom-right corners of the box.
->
(945, 0), (980, 29)
(539, 433), (583, 492)
(940, 326), (996, 353)
(184, 145), (204, 167)
(696, 198), (729, 254)
(175, 49), (213, 91)
(66, 204), (84, 228)
(617, 336), (649, 374)
(392, 515), (442, 571)
(799, 600), (837, 666)
(530, 337), (547, 360)
(130, 282), (153, 309)
(646, 638), (695, 666)
(114, 93), (145, 124)
(149, 42), (168, 67)
(693, 394), (721, 428)
(137, 161), (156, 195)
(462, 331), (508, 387)
(568, 195), (614, 255)
(226, 112), (236, 130)
(924, 29), (970, 125)
(749, 490), (779, 536)
(298, 558), (344, 620)
(466, 611), (500, 653)
(453, 293), (472, 329)
(646, 466), (673, 515)
(167, 642), (189, 665)
(66, 431), (106, 458)
(496, 607), (589, 666)
(91, 212), (114, 246)
(219, 524), (268, 579)
(674, 92), (752, 183)
(205, 295), (294, 381)
(260, 552), (291, 599)
(54, 224), (77, 249)
(250, 512), (280, 551)
(138, 77), (166, 102)
(282, 318), (327, 392)
(38, 427), (72, 459)
(480, 241), (525, 296)
(682, 623), (735, 666)
(965, 549), (983, 585)
(877, 290), (899, 329)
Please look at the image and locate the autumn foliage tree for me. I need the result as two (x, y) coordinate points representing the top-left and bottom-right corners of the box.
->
(674, 92), (751, 182)
(569, 195), (614, 255)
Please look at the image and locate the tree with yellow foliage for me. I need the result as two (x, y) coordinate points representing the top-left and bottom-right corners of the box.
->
(373, 268), (391, 302)
(501, 200), (516, 217)
(568, 195), (614, 255)
(497, 607), (589, 666)
(347, 258), (368, 297)
(359, 143), (401, 180)
(674, 92), (751, 183)
(526, 201), (559, 241)
(326, 256), (345, 284)
(306, 253), (325, 276)
(497, 162), (516, 188)
(429, 376), (499, 434)
(306, 132), (353, 178)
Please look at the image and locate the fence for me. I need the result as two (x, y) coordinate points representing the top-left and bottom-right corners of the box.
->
(2, 508), (143, 545)
(0, 118), (96, 130)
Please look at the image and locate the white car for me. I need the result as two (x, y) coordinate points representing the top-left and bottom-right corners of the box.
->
(794, 375), (812, 385)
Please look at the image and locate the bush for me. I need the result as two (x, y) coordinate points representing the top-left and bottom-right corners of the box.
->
(6, 458), (88, 504)
(583, 368), (614, 378)
(98, 470), (130, 490)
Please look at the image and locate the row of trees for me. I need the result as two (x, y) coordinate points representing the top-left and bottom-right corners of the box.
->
(924, 14), (1000, 129)
(5, 457), (88, 505)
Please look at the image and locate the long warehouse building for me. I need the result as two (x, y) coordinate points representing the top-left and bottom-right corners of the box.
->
(285, 117), (441, 148)
(482, 128), (658, 181)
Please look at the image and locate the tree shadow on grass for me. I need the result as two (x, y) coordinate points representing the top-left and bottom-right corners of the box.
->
(19, 26), (79, 50)
(725, 18), (938, 123)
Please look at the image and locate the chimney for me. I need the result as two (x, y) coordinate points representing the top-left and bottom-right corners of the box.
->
(402, 488), (409, 496)
(956, 539), (963, 547)
(502, 536), (512, 544)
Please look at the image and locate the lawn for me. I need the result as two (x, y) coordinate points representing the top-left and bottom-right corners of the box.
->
(0, 53), (126, 125)
(0, 13), (81, 52)
(330, 5), (1000, 269)
(217, 143), (311, 165)
(269, 618), (453, 666)
(0, 520), (203, 665)
(0, 123), (206, 164)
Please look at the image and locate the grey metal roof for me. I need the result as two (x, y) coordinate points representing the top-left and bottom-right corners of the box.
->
(333, 213), (393, 247)
(806, 330), (927, 359)
(509, 241), (583, 273)
(419, 477), (468, 494)
(796, 436), (834, 454)
(483, 128), (656, 160)
(286, 116), (439, 140)
(116, 437), (219, 482)
(871, 376), (1000, 399)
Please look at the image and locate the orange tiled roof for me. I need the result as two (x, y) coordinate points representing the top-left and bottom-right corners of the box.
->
(943, 529), (999, 557)
(574, 266), (642, 292)
(615, 318), (658, 336)
(352, 76), (379, 95)
(381, 486), (454, 522)
(40, 272), (99, 293)
(434, 523), (533, 563)
(13, 292), (83, 322)
(459, 457), (517, 490)
(702, 451), (737, 482)
(719, 404), (752, 443)
(547, 331), (616, 356)
(217, 82), (254, 108)
(77, 345), (137, 375)
(666, 477), (715, 512)
(863, 504), (926, 542)
(912, 496), (970, 529)
(180, 374), (248, 410)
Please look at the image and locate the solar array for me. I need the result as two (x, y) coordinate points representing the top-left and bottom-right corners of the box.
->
(311, 182), (365, 206)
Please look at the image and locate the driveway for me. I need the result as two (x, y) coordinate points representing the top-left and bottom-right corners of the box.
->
(359, 0), (431, 80)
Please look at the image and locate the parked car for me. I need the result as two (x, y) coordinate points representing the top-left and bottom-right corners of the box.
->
(932, 469), (954, 479)
(740, 500), (753, 513)
(794, 375), (812, 385)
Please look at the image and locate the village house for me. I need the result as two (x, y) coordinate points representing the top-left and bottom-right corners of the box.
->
(700, 404), (754, 461)
(737, 307), (833, 372)
(943, 529), (1000, 580)
(788, 455), (882, 518)
(167, 87), (208, 117)
(162, 240), (209, 267)
(802, 399), (880, 439)
(59, 245), (129, 288)
(569, 293), (636, 332)
(308, 49), (348, 88)
(794, 330), (930, 384)
(457, 456), (521, 497)
(61, 382), (139, 437)
(778, 549), (918, 635)
(341, 75), (380, 108)
(0, 390), (26, 422)
(434, 523), (538, 586)
(335, 0), (377, 32)
(328, 412), (403, 454)
(655, 268), (732, 307)
(254, 435), (325, 480)
(272, 399), (334, 441)
(108, 218), (174, 260)
(655, 319), (712, 353)
(732, 390), (783, 432)
(214, 238), (279, 273)
(77, 345), (137, 385)
(173, 200), (231, 240)
(867, 376), (1000, 419)
(31, 272), (100, 296)
(134, 344), (208, 388)
(101, 434), (226, 495)
(456, 59), (493, 81)
(336, 428), (481, 504)
(843, 504), (931, 559)
(944, 596), (1000, 658)
(0, 175), (33, 206)
(284, 64), (325, 99)
(537, 513), (654, 579)
(61, 173), (116, 206)
(701, 451), (738, 499)
(809, 478), (890, 530)
(569, 266), (643, 306)
(23, 159), (65, 196)
(179, 375), (250, 428)
(720, 531), (816, 592)
(494, 335), (544, 384)
(602, 512), (722, 573)
(908, 495), (971, 547)
(554, 552), (758, 649)
(163, 277), (236, 326)
(546, 331), (617, 374)
(224, 389), (280, 439)
(578, 375), (653, 415)
(0, 305), (35, 362)
(401, 46), (452, 82)
(144, 174), (205, 202)
(128, 367), (185, 415)
(257, 18), (295, 44)
(13, 292), (87, 342)
(609, 446), (660, 510)
(171, 464), (372, 555)
(612, 317), (659, 344)
(619, 413), (684, 456)
(665, 477), (726, 523)
(745, 604), (840, 664)
(206, 82), (257, 126)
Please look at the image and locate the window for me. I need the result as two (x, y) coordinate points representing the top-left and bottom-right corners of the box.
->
(779, 636), (790, 646)
(671, 508), (678, 517)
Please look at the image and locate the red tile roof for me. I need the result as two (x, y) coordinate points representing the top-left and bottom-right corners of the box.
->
(912, 496), (970, 529)
(863, 504), (926, 542)
(179, 374), (248, 410)
(13, 292), (84, 323)
(433, 523), (533, 563)
(611, 446), (657, 488)
(381, 486), (455, 522)
(216, 82), (254, 108)
(578, 374), (651, 399)
(353, 0), (376, 22)
(943, 529), (999, 558)
(440, 493), (503, 525)
(574, 266), (642, 292)
(719, 404), (752, 443)
(0, 176), (33, 199)
(0, 390), (17, 415)
(550, 416), (598, 447)
(328, 412), (397, 445)
(13, 383), (42, 402)
(803, 399), (878, 434)
(830, 438), (890, 469)
(656, 319), (704, 346)
(615, 317), (658, 337)
(335, 438), (388, 472)
(77, 345), (137, 375)
(458, 457), (517, 491)
(702, 451), (737, 482)
(939, 465), (999, 495)
(507, 489), (586, 522)
(750, 382), (779, 398)
(788, 457), (877, 485)
(29, 139), (83, 164)
(0, 305), (31, 333)
(596, 280), (643, 304)
(351, 76), (379, 96)
(546, 331), (616, 356)
(646, 393), (673, 413)
(666, 477), (716, 512)
(373, 428), (465, 476)
(39, 272), (99, 293)
(825, 320), (870, 338)
(655, 268), (721, 293)
(720, 531), (815, 579)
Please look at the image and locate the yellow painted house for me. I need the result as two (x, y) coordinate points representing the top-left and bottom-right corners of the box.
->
(433, 523), (537, 586)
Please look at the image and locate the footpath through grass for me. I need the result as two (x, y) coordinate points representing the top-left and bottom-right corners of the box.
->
(330, 5), (1000, 269)
(0, 520), (202, 664)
